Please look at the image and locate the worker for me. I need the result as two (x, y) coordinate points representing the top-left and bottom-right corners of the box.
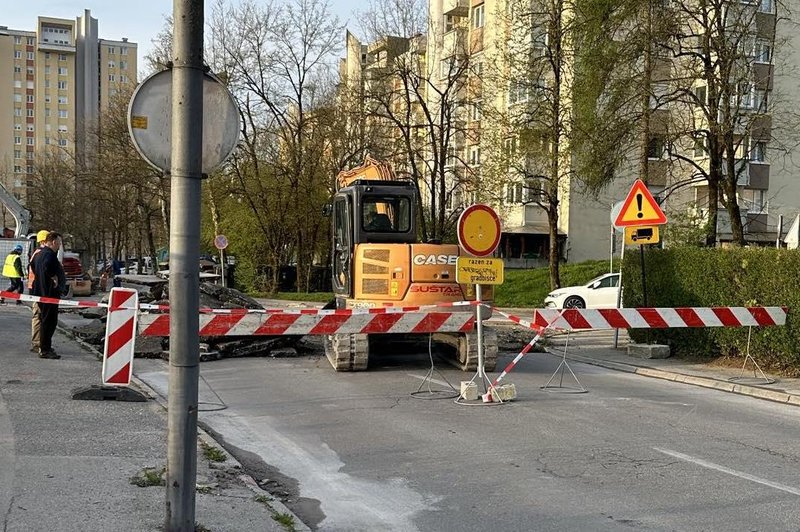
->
(2, 244), (25, 304)
(30, 232), (67, 359)
(29, 229), (50, 354)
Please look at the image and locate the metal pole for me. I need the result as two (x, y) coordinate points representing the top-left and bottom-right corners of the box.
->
(776, 214), (783, 249)
(609, 225), (614, 273)
(613, 240), (625, 349)
(639, 244), (647, 307)
(475, 283), (485, 390)
(219, 249), (226, 288)
(166, 1), (203, 530)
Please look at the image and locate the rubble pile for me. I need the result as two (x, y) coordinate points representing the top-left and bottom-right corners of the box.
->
(63, 281), (307, 360)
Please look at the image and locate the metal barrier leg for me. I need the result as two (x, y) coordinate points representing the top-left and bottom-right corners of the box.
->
(542, 331), (587, 394)
(729, 326), (775, 386)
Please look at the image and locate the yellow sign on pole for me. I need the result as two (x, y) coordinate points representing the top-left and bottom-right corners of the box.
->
(456, 257), (504, 285)
(624, 225), (660, 245)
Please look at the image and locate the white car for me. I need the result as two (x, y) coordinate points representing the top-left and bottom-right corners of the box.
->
(544, 273), (621, 309)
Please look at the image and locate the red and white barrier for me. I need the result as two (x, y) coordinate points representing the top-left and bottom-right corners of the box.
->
(530, 306), (787, 331)
(0, 290), (104, 308)
(138, 310), (476, 337)
(101, 288), (138, 386)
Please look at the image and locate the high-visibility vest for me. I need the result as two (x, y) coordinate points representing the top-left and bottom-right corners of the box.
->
(3, 253), (21, 278)
(27, 248), (41, 289)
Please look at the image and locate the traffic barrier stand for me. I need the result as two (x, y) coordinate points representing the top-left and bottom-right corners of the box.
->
(540, 330), (586, 394)
(72, 288), (146, 402)
(728, 326), (776, 386)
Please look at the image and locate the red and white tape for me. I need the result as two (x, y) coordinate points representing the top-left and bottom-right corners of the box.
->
(530, 306), (787, 331)
(138, 310), (476, 337)
(0, 290), (104, 308)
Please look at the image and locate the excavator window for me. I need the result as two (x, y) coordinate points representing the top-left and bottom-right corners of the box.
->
(362, 197), (410, 233)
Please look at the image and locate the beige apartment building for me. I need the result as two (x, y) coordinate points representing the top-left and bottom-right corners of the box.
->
(0, 9), (137, 207)
(342, 0), (800, 264)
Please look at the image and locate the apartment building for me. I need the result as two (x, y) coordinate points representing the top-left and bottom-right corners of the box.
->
(0, 9), (137, 204)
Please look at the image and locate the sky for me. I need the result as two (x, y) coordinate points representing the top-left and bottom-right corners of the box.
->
(4, 0), (359, 74)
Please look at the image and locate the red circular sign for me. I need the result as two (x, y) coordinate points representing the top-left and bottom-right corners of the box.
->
(457, 204), (502, 257)
(214, 234), (229, 250)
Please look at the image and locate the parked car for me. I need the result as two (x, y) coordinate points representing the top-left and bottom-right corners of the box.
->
(544, 273), (621, 309)
(62, 252), (92, 297)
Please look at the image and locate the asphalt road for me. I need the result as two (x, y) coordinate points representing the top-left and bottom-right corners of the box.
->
(136, 343), (800, 532)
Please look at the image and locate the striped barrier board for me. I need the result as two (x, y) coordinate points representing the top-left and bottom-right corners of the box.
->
(102, 288), (139, 386)
(530, 307), (787, 331)
(138, 310), (476, 337)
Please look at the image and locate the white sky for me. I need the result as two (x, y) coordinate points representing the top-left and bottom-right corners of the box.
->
(4, 0), (359, 74)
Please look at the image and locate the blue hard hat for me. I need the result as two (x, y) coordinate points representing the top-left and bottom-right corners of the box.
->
(13, 244), (23, 252)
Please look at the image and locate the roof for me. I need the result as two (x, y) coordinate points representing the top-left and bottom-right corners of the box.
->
(504, 223), (566, 236)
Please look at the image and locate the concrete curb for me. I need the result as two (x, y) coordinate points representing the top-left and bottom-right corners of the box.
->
(558, 349), (800, 408)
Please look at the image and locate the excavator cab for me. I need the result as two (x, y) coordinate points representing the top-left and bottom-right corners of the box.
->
(331, 179), (417, 298)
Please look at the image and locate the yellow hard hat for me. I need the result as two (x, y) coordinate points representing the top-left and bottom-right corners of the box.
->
(36, 229), (50, 243)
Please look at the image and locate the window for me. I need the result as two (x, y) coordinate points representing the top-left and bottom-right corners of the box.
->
(471, 100), (482, 121)
(26, 137), (34, 145)
(759, 0), (775, 13)
(14, 80), (21, 88)
(45, 108), (51, 117)
(58, 125), (68, 132)
(58, 66), (67, 75)
(361, 197), (411, 233)
(472, 4), (485, 29)
(26, 95), (34, 103)
(45, 137), (51, 145)
(45, 52), (50, 59)
(504, 137), (517, 158)
(27, 52), (34, 60)
(14, 166), (22, 174)
(469, 145), (481, 166)
(647, 135), (665, 159)
(14, 36), (21, 44)
(108, 46), (116, 54)
(650, 82), (669, 109)
(59, 109), (68, 118)
(121, 47), (128, 55)
(27, 37), (35, 45)
(693, 136), (706, 158)
(14, 150), (21, 159)
(440, 56), (461, 79)
(26, 124), (33, 132)
(45, 80), (50, 89)
(14, 108), (22, 117)
(58, 96), (68, 104)
(58, 81), (67, 90)
(14, 65), (21, 73)
(119, 60), (127, 69)
(26, 166), (33, 174)
(14, 94), (22, 103)
(14, 124), (21, 131)
(754, 39), (771, 63)
(58, 53), (67, 61)
(14, 137), (22, 145)
(506, 182), (523, 203)
(26, 151), (33, 160)
(14, 51), (21, 59)
(120, 75), (129, 83)
(508, 80), (529, 105)
(46, 124), (51, 131)
(26, 81), (33, 89)
(45, 96), (51, 103)
(108, 74), (115, 82)
(26, 109), (33, 117)
(59, 139), (68, 147)
(446, 146), (457, 167)
(108, 60), (115, 68)
(750, 140), (767, 162)
(27, 66), (34, 75)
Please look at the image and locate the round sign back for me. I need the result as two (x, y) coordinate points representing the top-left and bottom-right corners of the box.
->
(457, 204), (502, 257)
(127, 69), (240, 175)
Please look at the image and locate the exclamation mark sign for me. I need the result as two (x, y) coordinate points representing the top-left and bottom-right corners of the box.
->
(636, 193), (643, 218)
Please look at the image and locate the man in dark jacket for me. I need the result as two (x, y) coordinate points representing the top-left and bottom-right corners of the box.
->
(30, 232), (67, 359)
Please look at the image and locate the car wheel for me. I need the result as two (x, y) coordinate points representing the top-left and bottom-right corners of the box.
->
(563, 296), (585, 309)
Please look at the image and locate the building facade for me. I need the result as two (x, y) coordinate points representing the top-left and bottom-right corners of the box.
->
(0, 9), (137, 206)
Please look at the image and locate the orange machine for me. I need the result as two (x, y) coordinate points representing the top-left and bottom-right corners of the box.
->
(325, 157), (497, 371)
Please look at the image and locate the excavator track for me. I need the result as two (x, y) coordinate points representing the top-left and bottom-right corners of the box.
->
(325, 333), (369, 371)
(433, 329), (498, 372)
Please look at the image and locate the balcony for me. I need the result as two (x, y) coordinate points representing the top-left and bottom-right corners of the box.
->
(720, 158), (750, 186)
(524, 203), (548, 225)
(442, 27), (467, 57)
(38, 40), (75, 53)
(443, 0), (469, 16)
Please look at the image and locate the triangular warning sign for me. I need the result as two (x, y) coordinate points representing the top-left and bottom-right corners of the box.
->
(614, 180), (667, 227)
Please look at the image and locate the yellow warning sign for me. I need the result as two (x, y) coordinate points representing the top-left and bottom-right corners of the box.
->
(614, 180), (667, 227)
(456, 257), (504, 285)
(624, 225), (660, 245)
(130, 115), (148, 129)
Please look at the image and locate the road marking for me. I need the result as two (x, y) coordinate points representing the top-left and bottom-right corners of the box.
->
(654, 448), (800, 497)
(406, 373), (451, 388)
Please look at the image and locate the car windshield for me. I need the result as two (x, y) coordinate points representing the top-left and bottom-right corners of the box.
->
(585, 274), (619, 287)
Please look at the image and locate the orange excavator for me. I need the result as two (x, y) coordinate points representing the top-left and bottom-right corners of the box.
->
(325, 156), (498, 371)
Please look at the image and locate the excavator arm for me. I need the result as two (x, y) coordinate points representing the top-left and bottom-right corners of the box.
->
(336, 156), (397, 190)
(0, 182), (31, 237)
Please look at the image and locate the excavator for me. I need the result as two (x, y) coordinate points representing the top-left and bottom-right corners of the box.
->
(325, 156), (498, 371)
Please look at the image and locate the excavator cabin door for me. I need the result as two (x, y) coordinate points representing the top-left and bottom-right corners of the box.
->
(331, 195), (352, 297)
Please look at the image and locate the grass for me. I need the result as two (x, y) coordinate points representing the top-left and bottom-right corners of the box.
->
(254, 495), (296, 531)
(129, 467), (165, 487)
(200, 441), (228, 462)
(494, 259), (617, 307)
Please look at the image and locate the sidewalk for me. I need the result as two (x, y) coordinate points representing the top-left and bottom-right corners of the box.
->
(0, 305), (306, 532)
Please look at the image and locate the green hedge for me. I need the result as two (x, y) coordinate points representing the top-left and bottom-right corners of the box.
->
(622, 247), (798, 374)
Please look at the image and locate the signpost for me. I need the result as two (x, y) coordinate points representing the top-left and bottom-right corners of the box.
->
(613, 179), (668, 312)
(457, 205), (503, 399)
(214, 234), (228, 288)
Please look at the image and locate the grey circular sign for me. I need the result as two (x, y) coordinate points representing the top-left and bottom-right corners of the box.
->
(127, 69), (240, 174)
